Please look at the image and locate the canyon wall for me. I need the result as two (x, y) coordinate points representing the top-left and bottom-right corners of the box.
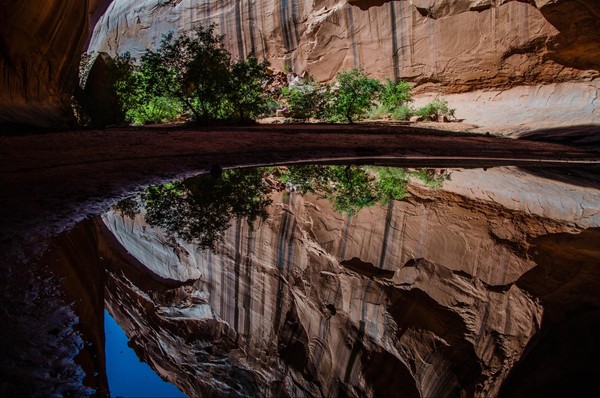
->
(2, 0), (598, 127)
(88, 0), (600, 92)
(97, 167), (600, 397)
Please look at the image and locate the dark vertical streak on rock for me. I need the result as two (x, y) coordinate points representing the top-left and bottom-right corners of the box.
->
(340, 215), (353, 259)
(243, 226), (255, 340)
(207, 250), (214, 307)
(347, 4), (359, 67)
(280, 0), (298, 70)
(390, 2), (399, 81)
(291, 0), (300, 50)
(344, 320), (366, 383)
(378, 201), (394, 269)
(398, 212), (407, 264)
(219, 1), (226, 45)
(344, 278), (372, 384)
(280, 0), (291, 52)
(247, 0), (257, 54)
(219, 240), (227, 319)
(397, 3), (406, 76)
(203, 0), (210, 22)
(273, 197), (293, 332)
(233, 218), (243, 332)
(234, 0), (245, 59)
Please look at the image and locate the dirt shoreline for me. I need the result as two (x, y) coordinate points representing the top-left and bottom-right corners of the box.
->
(1, 123), (599, 254)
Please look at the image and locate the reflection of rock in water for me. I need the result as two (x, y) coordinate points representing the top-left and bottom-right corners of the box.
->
(94, 167), (600, 397)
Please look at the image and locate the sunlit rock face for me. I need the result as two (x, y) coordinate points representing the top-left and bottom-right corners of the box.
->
(0, 0), (112, 128)
(88, 0), (599, 92)
(98, 167), (600, 397)
(3, 0), (598, 127)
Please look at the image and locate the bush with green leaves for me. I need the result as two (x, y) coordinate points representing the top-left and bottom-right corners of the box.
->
(379, 79), (413, 111)
(326, 68), (382, 123)
(390, 105), (415, 121)
(281, 77), (328, 120)
(415, 98), (455, 121)
(131, 96), (183, 125)
(140, 26), (232, 123)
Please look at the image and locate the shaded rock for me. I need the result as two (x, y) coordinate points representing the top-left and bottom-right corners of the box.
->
(0, 0), (113, 129)
(76, 52), (124, 128)
(499, 228), (600, 398)
(340, 257), (395, 279)
(410, 115), (424, 123)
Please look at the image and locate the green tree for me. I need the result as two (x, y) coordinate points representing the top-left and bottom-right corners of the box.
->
(111, 52), (147, 118)
(327, 68), (381, 123)
(284, 165), (450, 215)
(327, 166), (379, 214)
(141, 25), (231, 123)
(374, 167), (410, 203)
(112, 25), (272, 125)
(110, 52), (182, 125)
(227, 55), (271, 121)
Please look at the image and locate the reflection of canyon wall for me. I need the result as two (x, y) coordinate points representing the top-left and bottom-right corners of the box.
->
(98, 167), (600, 397)
(88, 0), (600, 91)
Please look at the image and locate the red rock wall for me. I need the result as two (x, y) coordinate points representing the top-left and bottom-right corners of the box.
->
(1, 0), (598, 127)
(88, 0), (599, 93)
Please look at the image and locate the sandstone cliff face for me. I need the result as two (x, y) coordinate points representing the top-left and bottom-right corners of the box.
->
(97, 167), (600, 397)
(3, 0), (598, 127)
(0, 0), (111, 128)
(88, 0), (599, 93)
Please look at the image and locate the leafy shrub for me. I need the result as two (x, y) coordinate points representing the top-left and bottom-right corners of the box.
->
(379, 79), (413, 111)
(326, 68), (381, 124)
(390, 105), (414, 121)
(128, 96), (183, 125)
(111, 52), (150, 120)
(415, 98), (455, 121)
(264, 99), (280, 117)
(367, 104), (390, 120)
(281, 77), (328, 120)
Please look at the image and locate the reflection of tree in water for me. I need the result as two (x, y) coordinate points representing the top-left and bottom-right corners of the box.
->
(113, 166), (449, 250)
(115, 168), (272, 251)
(283, 165), (450, 215)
